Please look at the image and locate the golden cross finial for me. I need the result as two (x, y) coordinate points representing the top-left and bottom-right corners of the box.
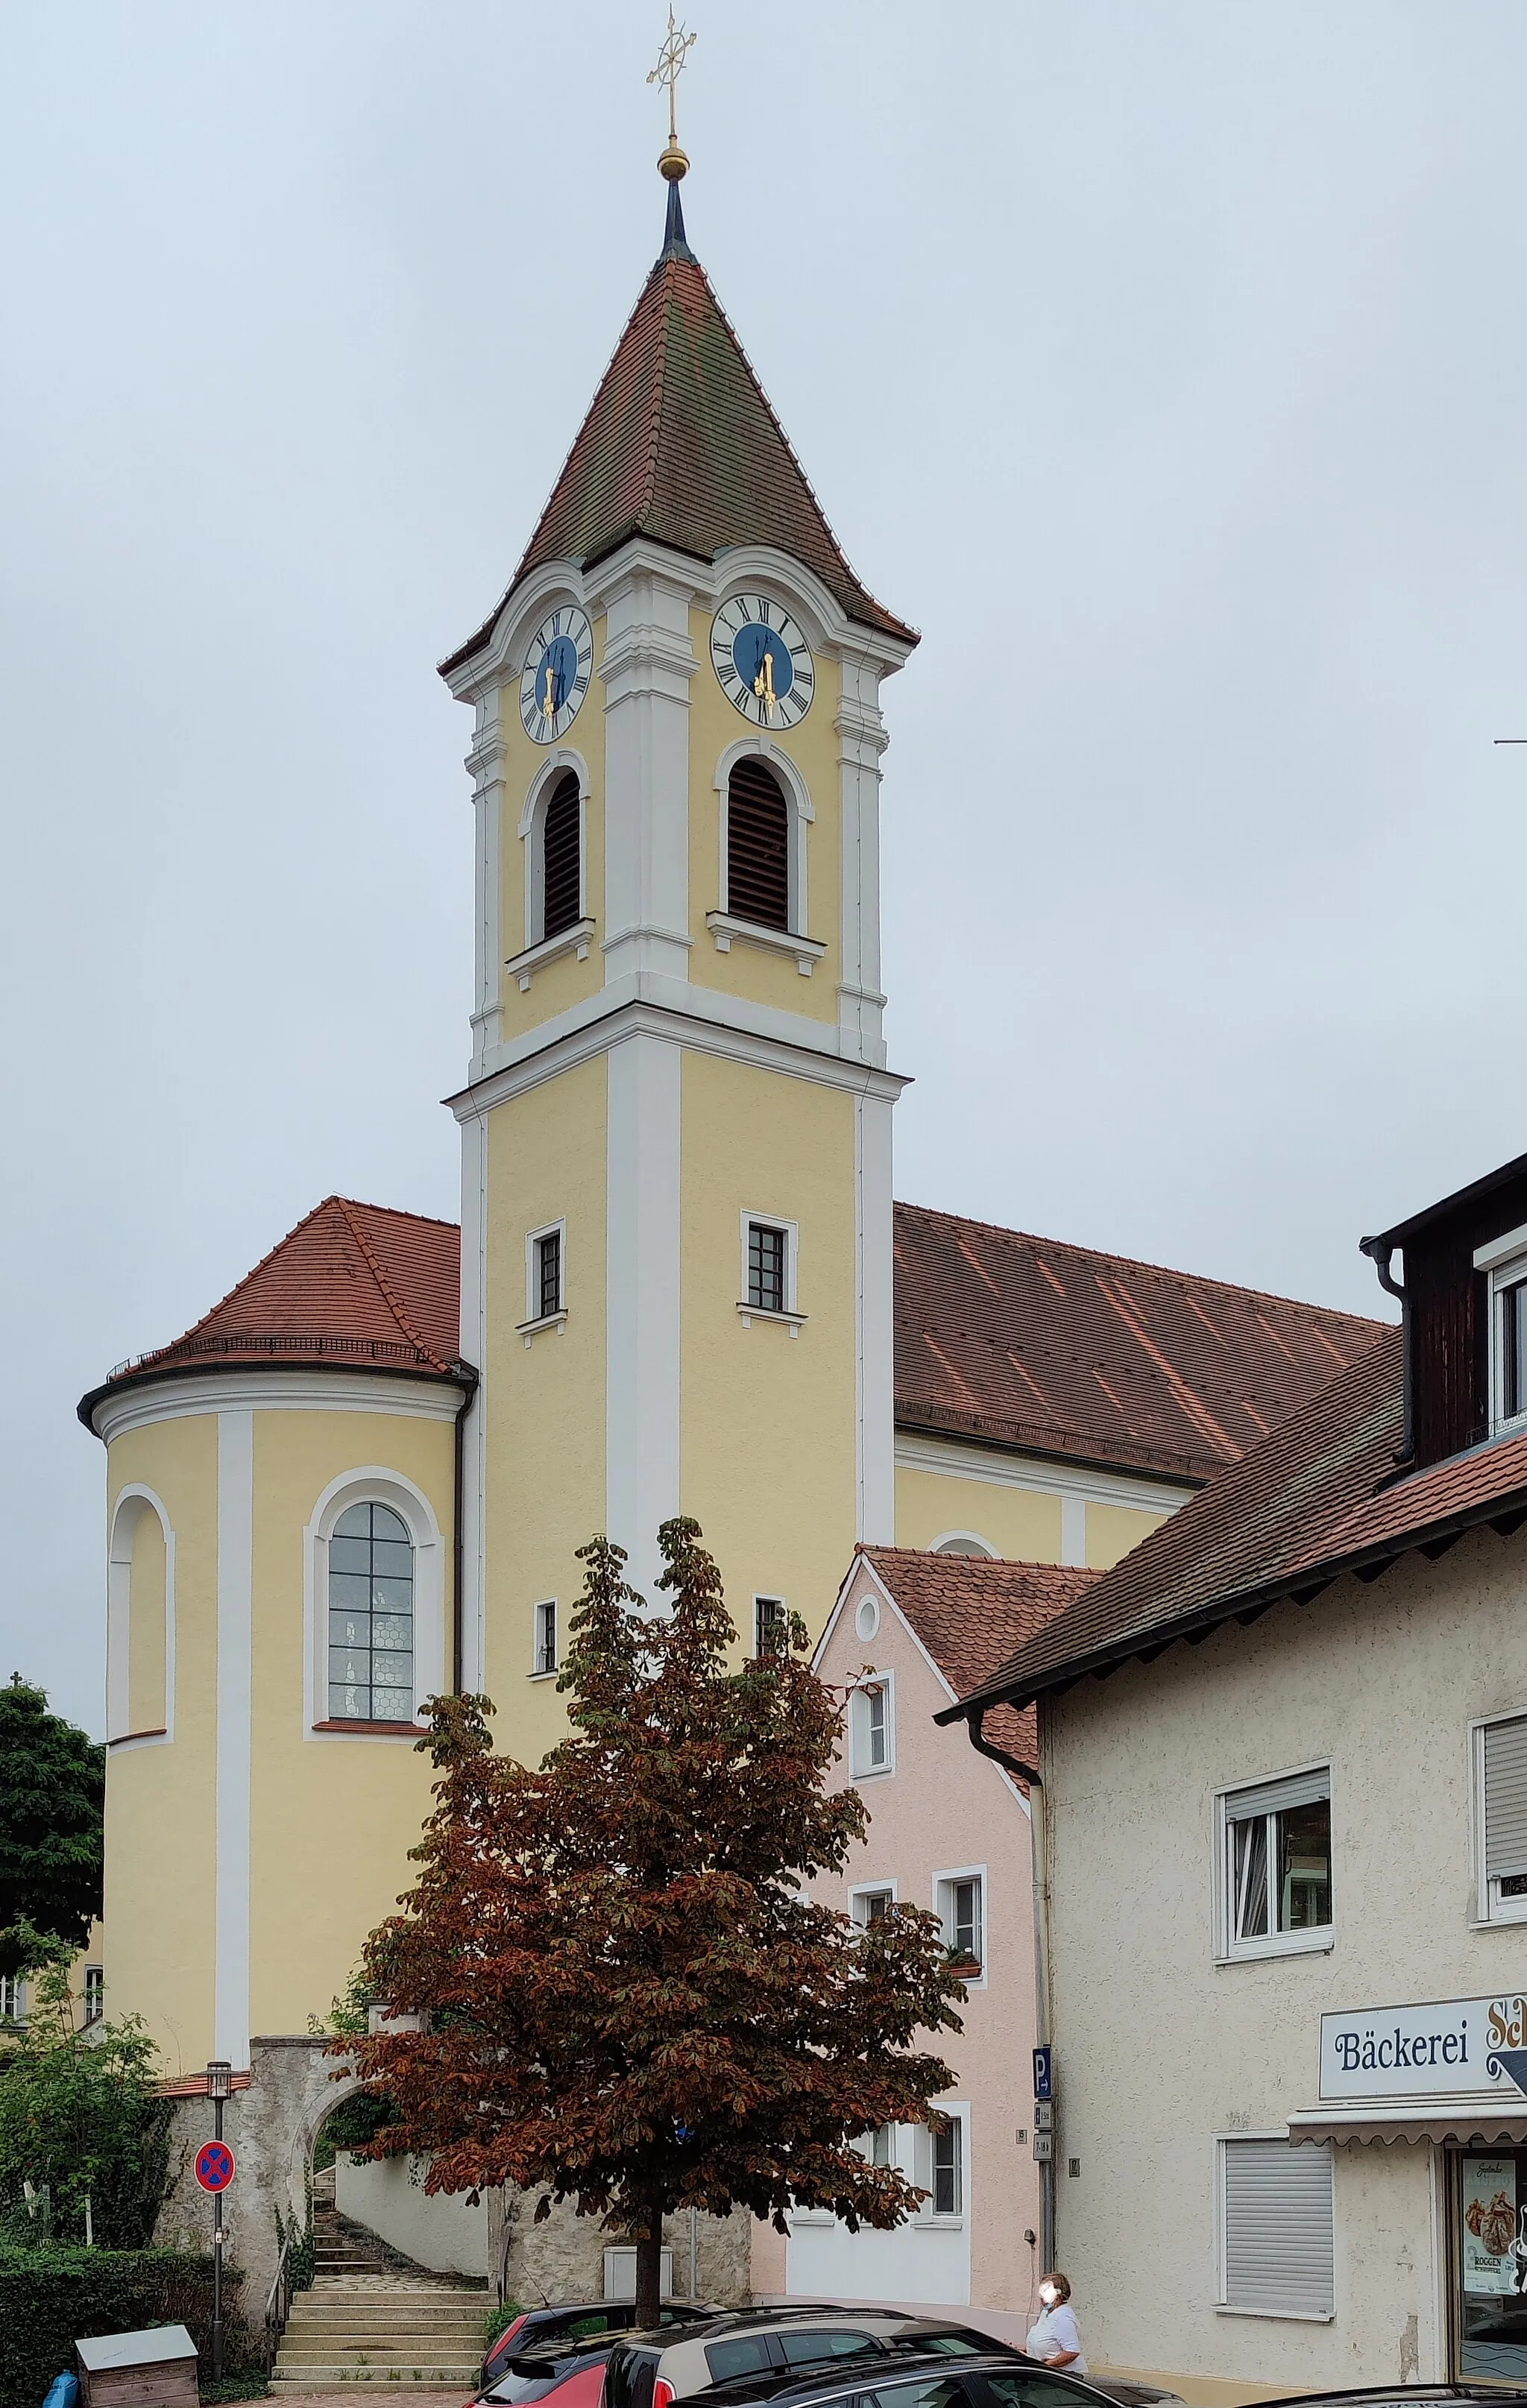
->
(648, 9), (697, 151)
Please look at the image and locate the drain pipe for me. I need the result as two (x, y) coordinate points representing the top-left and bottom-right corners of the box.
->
(450, 1361), (480, 1695)
(1358, 1238), (1413, 1468)
(964, 1708), (1054, 2271)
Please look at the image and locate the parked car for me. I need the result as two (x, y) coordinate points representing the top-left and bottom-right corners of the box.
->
(1270, 2393), (1527, 2408)
(482, 2304), (725, 2395)
(604, 2317), (1041, 2408)
(612, 2345), (1165, 2408)
(477, 2334), (626, 2408)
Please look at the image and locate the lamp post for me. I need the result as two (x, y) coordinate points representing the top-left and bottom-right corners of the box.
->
(206, 2061), (232, 2385)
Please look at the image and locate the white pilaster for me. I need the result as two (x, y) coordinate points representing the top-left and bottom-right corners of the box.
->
(466, 692), (506, 1079)
(855, 1090), (896, 1542)
(1061, 1495), (1088, 1568)
(606, 1028), (682, 1599)
(596, 562), (697, 987)
(836, 649), (890, 1067)
(458, 1106), (488, 1690)
(215, 1409), (254, 2068)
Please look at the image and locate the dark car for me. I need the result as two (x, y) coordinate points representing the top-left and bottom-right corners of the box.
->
(482, 2304), (724, 2395)
(603, 2325), (1149, 2408)
(616, 2344), (1162, 2408)
(1270, 2392), (1527, 2408)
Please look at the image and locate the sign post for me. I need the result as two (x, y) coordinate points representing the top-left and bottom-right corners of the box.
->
(1033, 2049), (1056, 2268)
(198, 2064), (236, 2385)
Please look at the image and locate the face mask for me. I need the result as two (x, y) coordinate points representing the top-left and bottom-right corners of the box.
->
(1040, 2290), (1058, 2307)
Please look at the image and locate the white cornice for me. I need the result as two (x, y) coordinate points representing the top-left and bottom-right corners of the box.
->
(707, 913), (825, 975)
(449, 995), (909, 1123)
(92, 1370), (466, 1444)
(506, 918), (596, 990)
(441, 561), (588, 704)
(892, 1428), (1194, 1515)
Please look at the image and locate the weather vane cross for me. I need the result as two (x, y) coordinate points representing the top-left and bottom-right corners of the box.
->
(648, 9), (697, 150)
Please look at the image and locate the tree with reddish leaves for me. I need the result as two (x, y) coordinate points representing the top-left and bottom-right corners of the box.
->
(339, 1518), (963, 2325)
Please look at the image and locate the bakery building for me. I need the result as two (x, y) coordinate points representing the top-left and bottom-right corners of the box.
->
(945, 1148), (1527, 2399)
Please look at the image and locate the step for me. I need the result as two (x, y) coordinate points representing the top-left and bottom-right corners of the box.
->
(280, 2345), (482, 2366)
(270, 2370), (479, 2390)
(288, 2301), (485, 2324)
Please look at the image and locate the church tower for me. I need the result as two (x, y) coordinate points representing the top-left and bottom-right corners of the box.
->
(441, 159), (916, 1751)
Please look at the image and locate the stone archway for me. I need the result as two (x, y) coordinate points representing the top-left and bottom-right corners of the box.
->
(156, 2037), (369, 2327)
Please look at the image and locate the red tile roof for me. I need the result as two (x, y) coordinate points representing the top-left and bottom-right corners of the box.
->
(893, 1203), (1385, 1485)
(441, 231), (915, 678)
(945, 1324), (1527, 1718)
(79, 1198), (464, 1425)
(855, 1547), (1098, 1772)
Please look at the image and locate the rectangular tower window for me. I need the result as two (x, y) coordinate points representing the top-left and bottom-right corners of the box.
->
(747, 1222), (787, 1314)
(83, 1967), (104, 2024)
(755, 1595), (786, 1656)
(537, 1228), (563, 1321)
(534, 1599), (557, 1677)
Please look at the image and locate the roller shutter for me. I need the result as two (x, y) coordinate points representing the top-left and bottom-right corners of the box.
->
(1222, 2138), (1333, 2317)
(1485, 1714), (1527, 1879)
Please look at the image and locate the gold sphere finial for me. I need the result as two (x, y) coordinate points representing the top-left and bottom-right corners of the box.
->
(658, 140), (689, 183)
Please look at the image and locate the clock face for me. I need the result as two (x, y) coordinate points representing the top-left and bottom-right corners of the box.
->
(520, 607), (594, 743)
(711, 594), (815, 729)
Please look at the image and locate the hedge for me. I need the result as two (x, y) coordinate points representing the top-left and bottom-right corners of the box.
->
(0, 2241), (255, 2408)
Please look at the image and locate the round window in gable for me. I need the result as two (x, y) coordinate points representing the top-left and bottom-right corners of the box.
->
(854, 1596), (881, 1642)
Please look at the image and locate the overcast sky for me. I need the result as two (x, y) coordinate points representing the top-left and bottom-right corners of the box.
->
(4, 2), (1523, 1733)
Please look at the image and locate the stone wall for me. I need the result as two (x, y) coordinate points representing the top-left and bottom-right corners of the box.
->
(485, 2188), (755, 2310)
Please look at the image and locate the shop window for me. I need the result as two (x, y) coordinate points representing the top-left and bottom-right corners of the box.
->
(1458, 2149), (1527, 2380)
(1477, 1712), (1527, 1921)
(849, 1676), (894, 1780)
(1220, 1765), (1332, 1959)
(1219, 2137), (1333, 2319)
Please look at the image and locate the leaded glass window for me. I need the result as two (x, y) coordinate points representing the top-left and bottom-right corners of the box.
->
(328, 1502), (415, 1724)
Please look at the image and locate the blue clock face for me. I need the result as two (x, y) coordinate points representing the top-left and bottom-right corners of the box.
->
(520, 606), (593, 743)
(711, 594), (815, 728)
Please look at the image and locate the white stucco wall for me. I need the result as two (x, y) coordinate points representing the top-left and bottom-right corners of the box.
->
(1042, 1525), (1527, 2401)
(336, 2150), (489, 2277)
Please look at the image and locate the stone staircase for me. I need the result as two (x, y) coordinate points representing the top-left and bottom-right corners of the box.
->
(271, 2198), (488, 2392)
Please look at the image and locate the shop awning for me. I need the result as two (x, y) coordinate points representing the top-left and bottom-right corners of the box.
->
(1288, 2103), (1527, 2146)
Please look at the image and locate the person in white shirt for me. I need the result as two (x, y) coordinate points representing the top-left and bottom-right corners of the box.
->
(1025, 2270), (1088, 2374)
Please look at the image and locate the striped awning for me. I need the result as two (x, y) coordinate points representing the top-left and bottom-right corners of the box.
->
(1288, 2103), (1527, 2146)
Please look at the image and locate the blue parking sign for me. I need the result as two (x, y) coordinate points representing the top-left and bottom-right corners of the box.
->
(1033, 2045), (1053, 2100)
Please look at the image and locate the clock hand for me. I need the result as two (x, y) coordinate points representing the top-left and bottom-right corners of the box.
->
(541, 657), (558, 716)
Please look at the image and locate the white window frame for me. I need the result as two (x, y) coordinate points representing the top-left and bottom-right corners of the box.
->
(1472, 1706), (1527, 1924)
(931, 1531), (998, 1559)
(83, 1966), (104, 2026)
(1477, 1226), (1527, 1435)
(848, 1671), (895, 1782)
(911, 2105), (969, 2228)
(933, 1865), (988, 1988)
(753, 1593), (787, 1657)
(532, 1599), (558, 1681)
(520, 1217), (568, 1342)
(302, 1468), (445, 1743)
(1215, 2131), (1335, 2322)
(848, 1879), (897, 1927)
(1215, 1761), (1334, 1964)
(737, 1209), (804, 1334)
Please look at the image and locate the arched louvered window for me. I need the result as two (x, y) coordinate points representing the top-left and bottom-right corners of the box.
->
(328, 1502), (415, 1723)
(726, 757), (790, 933)
(541, 769), (582, 942)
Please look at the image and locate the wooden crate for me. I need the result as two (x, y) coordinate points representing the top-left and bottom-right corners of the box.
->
(75, 2325), (198, 2408)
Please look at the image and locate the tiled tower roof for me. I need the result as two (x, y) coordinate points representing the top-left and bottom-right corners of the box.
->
(441, 192), (915, 678)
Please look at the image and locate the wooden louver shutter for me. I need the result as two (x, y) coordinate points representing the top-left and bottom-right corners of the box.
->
(1485, 1715), (1527, 1879)
(726, 758), (790, 932)
(1222, 2140), (1333, 2317)
(542, 772), (582, 940)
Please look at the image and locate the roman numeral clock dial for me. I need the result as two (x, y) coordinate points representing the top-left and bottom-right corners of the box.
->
(711, 595), (815, 729)
(520, 607), (594, 743)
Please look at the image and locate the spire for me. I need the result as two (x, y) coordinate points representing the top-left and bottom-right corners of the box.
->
(661, 171), (690, 263)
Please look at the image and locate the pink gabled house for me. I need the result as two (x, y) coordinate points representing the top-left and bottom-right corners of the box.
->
(752, 1548), (1095, 2332)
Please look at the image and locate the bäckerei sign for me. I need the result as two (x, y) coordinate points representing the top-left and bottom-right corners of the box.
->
(1320, 1993), (1527, 2099)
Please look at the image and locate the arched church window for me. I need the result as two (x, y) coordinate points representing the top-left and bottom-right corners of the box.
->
(541, 770), (582, 942)
(329, 1502), (415, 1723)
(726, 757), (790, 933)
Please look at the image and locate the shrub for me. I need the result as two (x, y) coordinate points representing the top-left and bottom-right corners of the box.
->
(483, 2296), (524, 2345)
(0, 2241), (254, 2408)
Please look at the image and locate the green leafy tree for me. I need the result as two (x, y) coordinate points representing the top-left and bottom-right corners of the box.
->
(0, 1955), (170, 2247)
(341, 1519), (964, 2325)
(0, 1677), (104, 1976)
